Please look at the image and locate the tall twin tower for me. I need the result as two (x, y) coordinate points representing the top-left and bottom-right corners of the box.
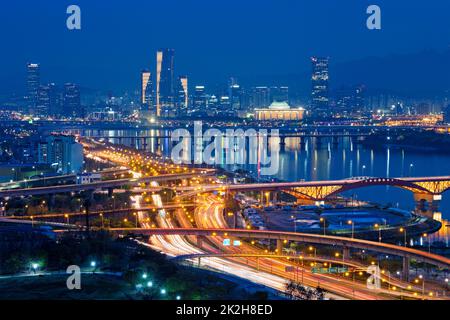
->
(141, 49), (188, 118)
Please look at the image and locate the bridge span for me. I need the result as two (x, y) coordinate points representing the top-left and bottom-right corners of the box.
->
(109, 227), (450, 271)
(0, 171), (214, 198)
(172, 176), (450, 216)
(173, 253), (365, 269)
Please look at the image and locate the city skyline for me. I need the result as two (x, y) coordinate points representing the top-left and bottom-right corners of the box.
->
(0, 1), (449, 96)
(1, 1), (450, 304)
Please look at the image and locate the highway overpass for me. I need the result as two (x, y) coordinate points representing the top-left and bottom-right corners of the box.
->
(0, 171), (214, 198)
(110, 227), (450, 270)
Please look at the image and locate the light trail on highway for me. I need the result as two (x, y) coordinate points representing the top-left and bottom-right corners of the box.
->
(82, 142), (450, 300)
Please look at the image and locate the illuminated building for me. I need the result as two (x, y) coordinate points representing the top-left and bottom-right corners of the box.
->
(26, 63), (40, 113)
(230, 84), (242, 112)
(250, 87), (271, 109)
(192, 85), (208, 113)
(63, 83), (81, 118)
(141, 70), (153, 111)
(270, 86), (289, 104)
(336, 85), (365, 115)
(38, 134), (83, 174)
(37, 84), (51, 116)
(176, 75), (188, 115)
(156, 48), (175, 117)
(311, 57), (329, 114)
(255, 101), (305, 121)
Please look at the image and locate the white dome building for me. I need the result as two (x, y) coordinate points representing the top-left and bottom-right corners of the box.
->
(255, 101), (305, 121)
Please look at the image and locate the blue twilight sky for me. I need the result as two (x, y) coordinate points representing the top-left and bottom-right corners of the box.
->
(0, 0), (449, 94)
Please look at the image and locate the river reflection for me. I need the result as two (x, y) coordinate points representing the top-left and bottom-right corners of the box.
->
(81, 130), (450, 220)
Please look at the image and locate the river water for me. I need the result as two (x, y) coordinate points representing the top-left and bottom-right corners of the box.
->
(82, 130), (450, 220)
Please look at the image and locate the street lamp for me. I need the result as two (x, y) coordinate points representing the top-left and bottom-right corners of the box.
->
(423, 233), (431, 253)
(99, 213), (104, 228)
(64, 214), (70, 225)
(31, 262), (39, 274)
(374, 223), (382, 242)
(409, 163), (414, 176)
(320, 217), (326, 235)
(160, 288), (167, 295)
(308, 246), (317, 258)
(348, 220), (355, 239)
(399, 227), (407, 246)
(133, 212), (138, 228)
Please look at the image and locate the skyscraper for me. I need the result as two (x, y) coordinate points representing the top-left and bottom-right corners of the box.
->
(141, 70), (153, 111)
(37, 84), (50, 116)
(311, 57), (330, 114)
(336, 85), (365, 115)
(156, 49), (175, 117)
(47, 83), (62, 116)
(192, 86), (208, 113)
(270, 86), (289, 104)
(63, 83), (81, 118)
(36, 83), (61, 117)
(26, 63), (40, 113)
(176, 75), (188, 115)
(250, 87), (271, 109)
(230, 83), (242, 113)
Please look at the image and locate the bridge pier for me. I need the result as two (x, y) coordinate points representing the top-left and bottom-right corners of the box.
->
(48, 194), (56, 211)
(402, 257), (410, 282)
(413, 193), (441, 218)
(276, 239), (283, 254)
(142, 137), (148, 150)
(343, 247), (351, 260)
(272, 191), (278, 205)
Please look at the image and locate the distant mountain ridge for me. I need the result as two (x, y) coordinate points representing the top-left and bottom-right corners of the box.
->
(241, 48), (450, 98)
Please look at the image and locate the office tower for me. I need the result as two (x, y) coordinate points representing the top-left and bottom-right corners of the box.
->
(156, 48), (175, 117)
(26, 63), (40, 113)
(230, 84), (242, 112)
(207, 95), (219, 115)
(141, 70), (153, 111)
(192, 86), (208, 113)
(250, 87), (271, 109)
(36, 84), (50, 116)
(415, 103), (432, 115)
(219, 96), (232, 116)
(37, 83), (61, 117)
(311, 57), (330, 114)
(270, 86), (289, 103)
(47, 83), (62, 116)
(63, 83), (81, 118)
(336, 85), (365, 115)
(38, 134), (83, 174)
(176, 75), (188, 115)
